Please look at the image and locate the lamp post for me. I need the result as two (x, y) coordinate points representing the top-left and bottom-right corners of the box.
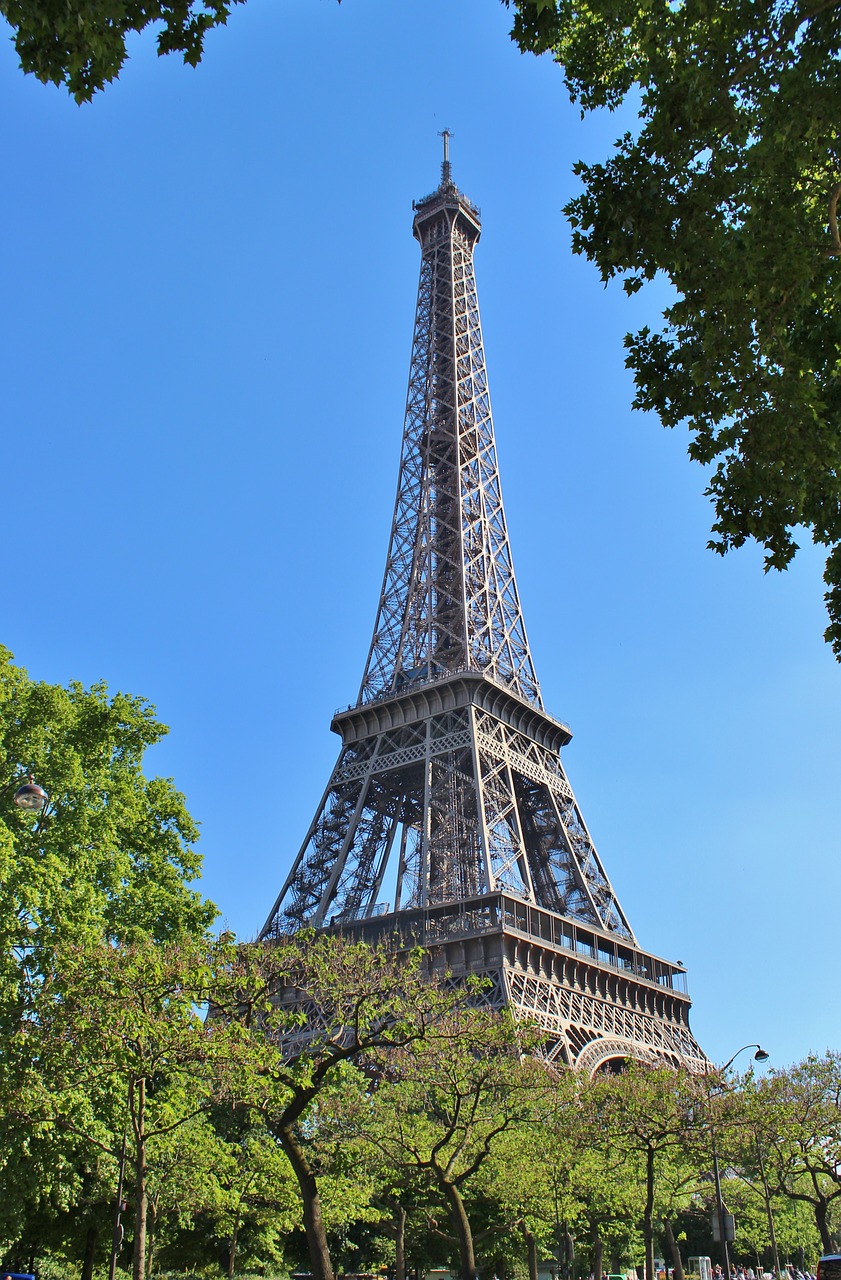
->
(12, 774), (49, 812)
(708, 1046), (770, 1280)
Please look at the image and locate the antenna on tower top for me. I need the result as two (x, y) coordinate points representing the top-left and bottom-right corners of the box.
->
(438, 128), (453, 186)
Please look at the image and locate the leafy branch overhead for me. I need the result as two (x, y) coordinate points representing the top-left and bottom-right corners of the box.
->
(510, 0), (841, 654)
(0, 0), (246, 101)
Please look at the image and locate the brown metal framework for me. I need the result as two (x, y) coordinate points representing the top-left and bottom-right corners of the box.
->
(261, 152), (706, 1074)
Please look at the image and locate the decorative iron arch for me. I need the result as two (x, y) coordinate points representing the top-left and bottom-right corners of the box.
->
(574, 1037), (680, 1078)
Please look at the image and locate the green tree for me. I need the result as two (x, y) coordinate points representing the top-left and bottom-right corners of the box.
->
(230, 933), (459, 1280)
(656, 1152), (703, 1280)
(724, 1176), (820, 1271)
(142, 1112), (230, 1278)
(475, 1070), (589, 1280)
(750, 1053), (841, 1253)
(362, 1005), (544, 1280)
(0, 645), (215, 964)
(511, 0), (841, 655)
(205, 1116), (299, 1279)
(586, 1065), (703, 1280)
(12, 935), (247, 1280)
(0, 647), (218, 1276)
(0, 1129), (114, 1279)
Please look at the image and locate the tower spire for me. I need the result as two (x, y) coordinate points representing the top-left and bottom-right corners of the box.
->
(438, 127), (453, 186)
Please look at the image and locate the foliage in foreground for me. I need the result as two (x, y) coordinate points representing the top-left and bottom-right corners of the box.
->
(1, 649), (838, 1277)
(510, 0), (841, 654)
(5, 927), (840, 1280)
(0, 0), (246, 102)
(0, 646), (221, 1280)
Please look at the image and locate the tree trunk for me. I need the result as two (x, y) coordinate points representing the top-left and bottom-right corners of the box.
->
(523, 1223), (539, 1280)
(591, 1222), (603, 1280)
(132, 1078), (148, 1280)
(815, 1198), (834, 1255)
(395, 1203), (407, 1280)
(80, 1223), (98, 1280)
(228, 1217), (240, 1280)
(440, 1179), (475, 1280)
(278, 1123), (334, 1280)
(643, 1145), (656, 1280)
(663, 1220), (683, 1280)
(145, 1199), (157, 1280)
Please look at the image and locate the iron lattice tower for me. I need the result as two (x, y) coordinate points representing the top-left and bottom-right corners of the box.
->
(262, 147), (706, 1074)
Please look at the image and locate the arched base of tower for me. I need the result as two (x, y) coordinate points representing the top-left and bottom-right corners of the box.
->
(572, 1036), (692, 1077)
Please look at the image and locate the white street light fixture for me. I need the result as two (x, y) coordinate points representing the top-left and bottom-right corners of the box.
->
(13, 775), (49, 813)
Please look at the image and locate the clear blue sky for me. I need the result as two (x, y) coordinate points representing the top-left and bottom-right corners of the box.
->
(2, 0), (838, 1073)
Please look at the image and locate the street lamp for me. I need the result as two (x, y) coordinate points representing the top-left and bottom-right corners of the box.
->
(719, 1045), (769, 1075)
(12, 774), (49, 812)
(709, 1046), (770, 1280)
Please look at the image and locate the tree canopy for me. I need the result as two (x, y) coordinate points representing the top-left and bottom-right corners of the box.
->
(361, 1004), (541, 1280)
(0, 646), (219, 1278)
(228, 933), (465, 1280)
(0, 645), (215, 965)
(511, 0), (841, 654)
(0, 0), (245, 101)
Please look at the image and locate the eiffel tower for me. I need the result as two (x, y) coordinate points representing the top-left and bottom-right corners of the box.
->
(261, 139), (706, 1075)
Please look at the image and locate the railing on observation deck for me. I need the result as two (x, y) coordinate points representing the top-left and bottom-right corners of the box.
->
(330, 892), (688, 996)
